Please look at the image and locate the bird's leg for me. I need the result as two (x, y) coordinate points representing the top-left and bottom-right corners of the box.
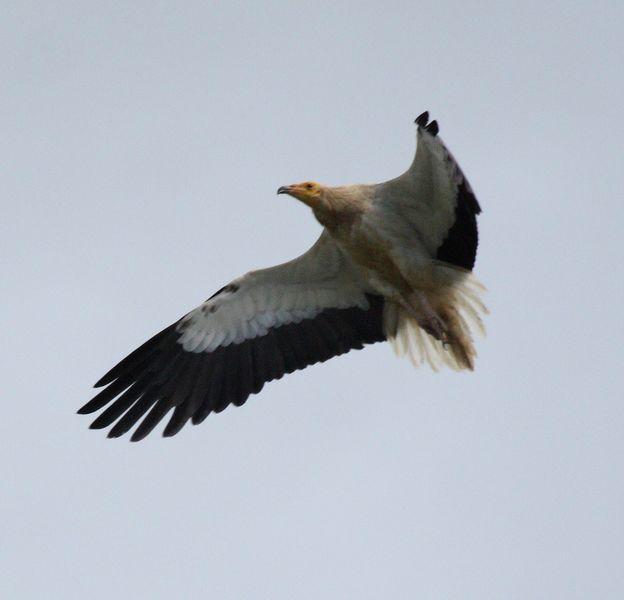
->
(399, 291), (448, 343)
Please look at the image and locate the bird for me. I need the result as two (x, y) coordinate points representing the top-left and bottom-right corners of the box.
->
(79, 111), (487, 441)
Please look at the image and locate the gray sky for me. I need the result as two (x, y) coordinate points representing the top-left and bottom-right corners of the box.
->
(3, 1), (623, 598)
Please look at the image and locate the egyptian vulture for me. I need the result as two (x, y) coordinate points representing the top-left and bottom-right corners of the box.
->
(79, 111), (486, 441)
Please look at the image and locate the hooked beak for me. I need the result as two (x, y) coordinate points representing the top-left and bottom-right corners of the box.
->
(277, 185), (291, 195)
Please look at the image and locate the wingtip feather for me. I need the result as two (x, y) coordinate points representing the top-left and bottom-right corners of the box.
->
(415, 111), (429, 127)
(426, 120), (439, 136)
(130, 430), (149, 443)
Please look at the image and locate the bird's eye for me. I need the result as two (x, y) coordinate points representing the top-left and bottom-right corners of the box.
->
(306, 183), (313, 189)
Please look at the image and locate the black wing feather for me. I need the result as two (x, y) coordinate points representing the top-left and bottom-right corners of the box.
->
(436, 179), (481, 271)
(79, 295), (386, 440)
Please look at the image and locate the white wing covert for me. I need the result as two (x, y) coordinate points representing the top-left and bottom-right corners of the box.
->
(377, 112), (481, 271)
(79, 232), (386, 440)
(371, 112), (486, 371)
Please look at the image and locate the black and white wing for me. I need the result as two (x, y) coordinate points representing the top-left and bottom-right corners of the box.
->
(79, 232), (385, 441)
(379, 111), (482, 271)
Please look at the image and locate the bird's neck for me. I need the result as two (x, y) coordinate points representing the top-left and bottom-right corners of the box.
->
(312, 187), (367, 231)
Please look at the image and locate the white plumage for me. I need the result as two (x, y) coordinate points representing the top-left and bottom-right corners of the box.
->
(79, 111), (486, 440)
(176, 231), (372, 352)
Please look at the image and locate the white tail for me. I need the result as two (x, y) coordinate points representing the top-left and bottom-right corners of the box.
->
(383, 266), (487, 371)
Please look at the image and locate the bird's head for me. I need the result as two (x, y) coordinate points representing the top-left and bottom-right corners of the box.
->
(277, 181), (324, 207)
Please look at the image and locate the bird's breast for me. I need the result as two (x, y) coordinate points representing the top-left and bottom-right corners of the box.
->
(332, 225), (412, 296)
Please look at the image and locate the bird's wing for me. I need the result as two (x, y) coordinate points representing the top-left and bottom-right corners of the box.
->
(376, 111), (481, 270)
(79, 231), (385, 441)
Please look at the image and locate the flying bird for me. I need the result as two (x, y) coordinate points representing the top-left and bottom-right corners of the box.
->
(79, 111), (487, 441)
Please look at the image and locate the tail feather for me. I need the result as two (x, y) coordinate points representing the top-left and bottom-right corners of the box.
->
(383, 268), (487, 371)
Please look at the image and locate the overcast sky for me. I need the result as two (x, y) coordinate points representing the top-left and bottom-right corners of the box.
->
(3, 1), (623, 598)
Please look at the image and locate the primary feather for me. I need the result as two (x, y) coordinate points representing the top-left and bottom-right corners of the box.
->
(79, 111), (486, 440)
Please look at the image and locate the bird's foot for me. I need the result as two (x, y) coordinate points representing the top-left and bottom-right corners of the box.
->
(401, 292), (448, 343)
(420, 314), (449, 344)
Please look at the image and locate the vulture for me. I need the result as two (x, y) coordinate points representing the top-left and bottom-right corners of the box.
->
(79, 111), (487, 441)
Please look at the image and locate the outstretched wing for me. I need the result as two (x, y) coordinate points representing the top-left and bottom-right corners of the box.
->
(79, 232), (385, 441)
(378, 111), (482, 270)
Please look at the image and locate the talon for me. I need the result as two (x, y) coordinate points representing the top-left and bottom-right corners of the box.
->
(420, 315), (447, 342)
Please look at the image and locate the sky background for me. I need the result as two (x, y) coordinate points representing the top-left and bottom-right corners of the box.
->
(2, 1), (623, 598)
